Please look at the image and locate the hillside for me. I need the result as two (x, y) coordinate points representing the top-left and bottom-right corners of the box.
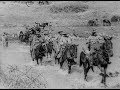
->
(0, 1), (120, 89)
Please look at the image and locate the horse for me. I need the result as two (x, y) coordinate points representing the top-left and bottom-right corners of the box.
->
(87, 19), (98, 27)
(59, 44), (78, 74)
(111, 15), (120, 23)
(103, 19), (111, 26)
(79, 36), (113, 86)
(45, 40), (55, 58)
(31, 42), (47, 65)
(23, 31), (31, 44)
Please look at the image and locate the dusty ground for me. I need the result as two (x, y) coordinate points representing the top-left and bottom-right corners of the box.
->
(0, 38), (120, 89)
(0, 1), (120, 89)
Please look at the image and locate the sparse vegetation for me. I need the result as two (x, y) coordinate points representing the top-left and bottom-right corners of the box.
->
(0, 64), (48, 89)
(49, 4), (88, 13)
(0, 1), (120, 89)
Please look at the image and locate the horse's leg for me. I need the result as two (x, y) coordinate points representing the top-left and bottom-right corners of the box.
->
(47, 52), (48, 58)
(54, 53), (57, 64)
(98, 65), (104, 81)
(36, 58), (39, 65)
(60, 58), (65, 69)
(83, 63), (90, 81)
(55, 58), (57, 64)
(103, 65), (108, 87)
(99, 65), (107, 86)
(31, 49), (35, 61)
(55, 57), (57, 64)
(6, 41), (8, 47)
(58, 58), (60, 64)
(55, 51), (60, 64)
(49, 52), (52, 58)
(68, 60), (71, 74)
(88, 60), (94, 72)
(79, 52), (83, 67)
(40, 57), (43, 65)
(91, 66), (94, 72)
(84, 66), (88, 81)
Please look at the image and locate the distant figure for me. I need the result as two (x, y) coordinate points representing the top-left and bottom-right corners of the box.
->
(2, 32), (8, 47)
(19, 31), (24, 42)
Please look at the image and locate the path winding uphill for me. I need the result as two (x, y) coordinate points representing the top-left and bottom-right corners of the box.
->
(0, 40), (120, 89)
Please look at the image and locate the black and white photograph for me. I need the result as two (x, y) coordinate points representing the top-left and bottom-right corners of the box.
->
(0, 1), (119, 89)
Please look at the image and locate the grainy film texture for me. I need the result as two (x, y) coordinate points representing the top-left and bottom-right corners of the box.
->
(0, 1), (119, 89)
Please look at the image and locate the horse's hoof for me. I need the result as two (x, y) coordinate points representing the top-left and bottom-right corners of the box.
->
(84, 77), (88, 82)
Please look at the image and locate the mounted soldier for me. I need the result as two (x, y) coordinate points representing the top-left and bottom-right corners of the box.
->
(30, 31), (45, 61)
(86, 29), (103, 52)
(19, 31), (24, 42)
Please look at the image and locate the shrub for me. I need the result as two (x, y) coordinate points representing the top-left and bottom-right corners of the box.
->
(0, 64), (48, 89)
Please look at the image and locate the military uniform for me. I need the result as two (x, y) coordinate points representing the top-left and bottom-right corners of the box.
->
(86, 29), (105, 53)
(29, 34), (34, 46)
(67, 37), (72, 44)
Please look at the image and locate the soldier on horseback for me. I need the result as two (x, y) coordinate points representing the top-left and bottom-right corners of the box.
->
(19, 31), (24, 42)
(30, 31), (45, 61)
(85, 29), (111, 66)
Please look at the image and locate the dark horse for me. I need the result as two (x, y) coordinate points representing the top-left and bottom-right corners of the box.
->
(87, 19), (99, 27)
(45, 40), (55, 58)
(32, 42), (47, 65)
(79, 36), (113, 86)
(59, 44), (78, 74)
(24, 31), (32, 44)
(19, 30), (30, 44)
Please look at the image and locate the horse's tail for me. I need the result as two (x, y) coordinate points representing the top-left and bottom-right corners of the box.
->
(80, 51), (84, 67)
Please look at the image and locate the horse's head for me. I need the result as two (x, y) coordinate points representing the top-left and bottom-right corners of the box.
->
(103, 36), (113, 57)
(107, 49), (113, 57)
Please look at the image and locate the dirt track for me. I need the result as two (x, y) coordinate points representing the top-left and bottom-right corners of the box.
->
(0, 39), (120, 89)
(0, 1), (120, 89)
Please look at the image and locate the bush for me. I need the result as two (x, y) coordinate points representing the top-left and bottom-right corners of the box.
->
(0, 64), (48, 89)
(49, 3), (88, 13)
